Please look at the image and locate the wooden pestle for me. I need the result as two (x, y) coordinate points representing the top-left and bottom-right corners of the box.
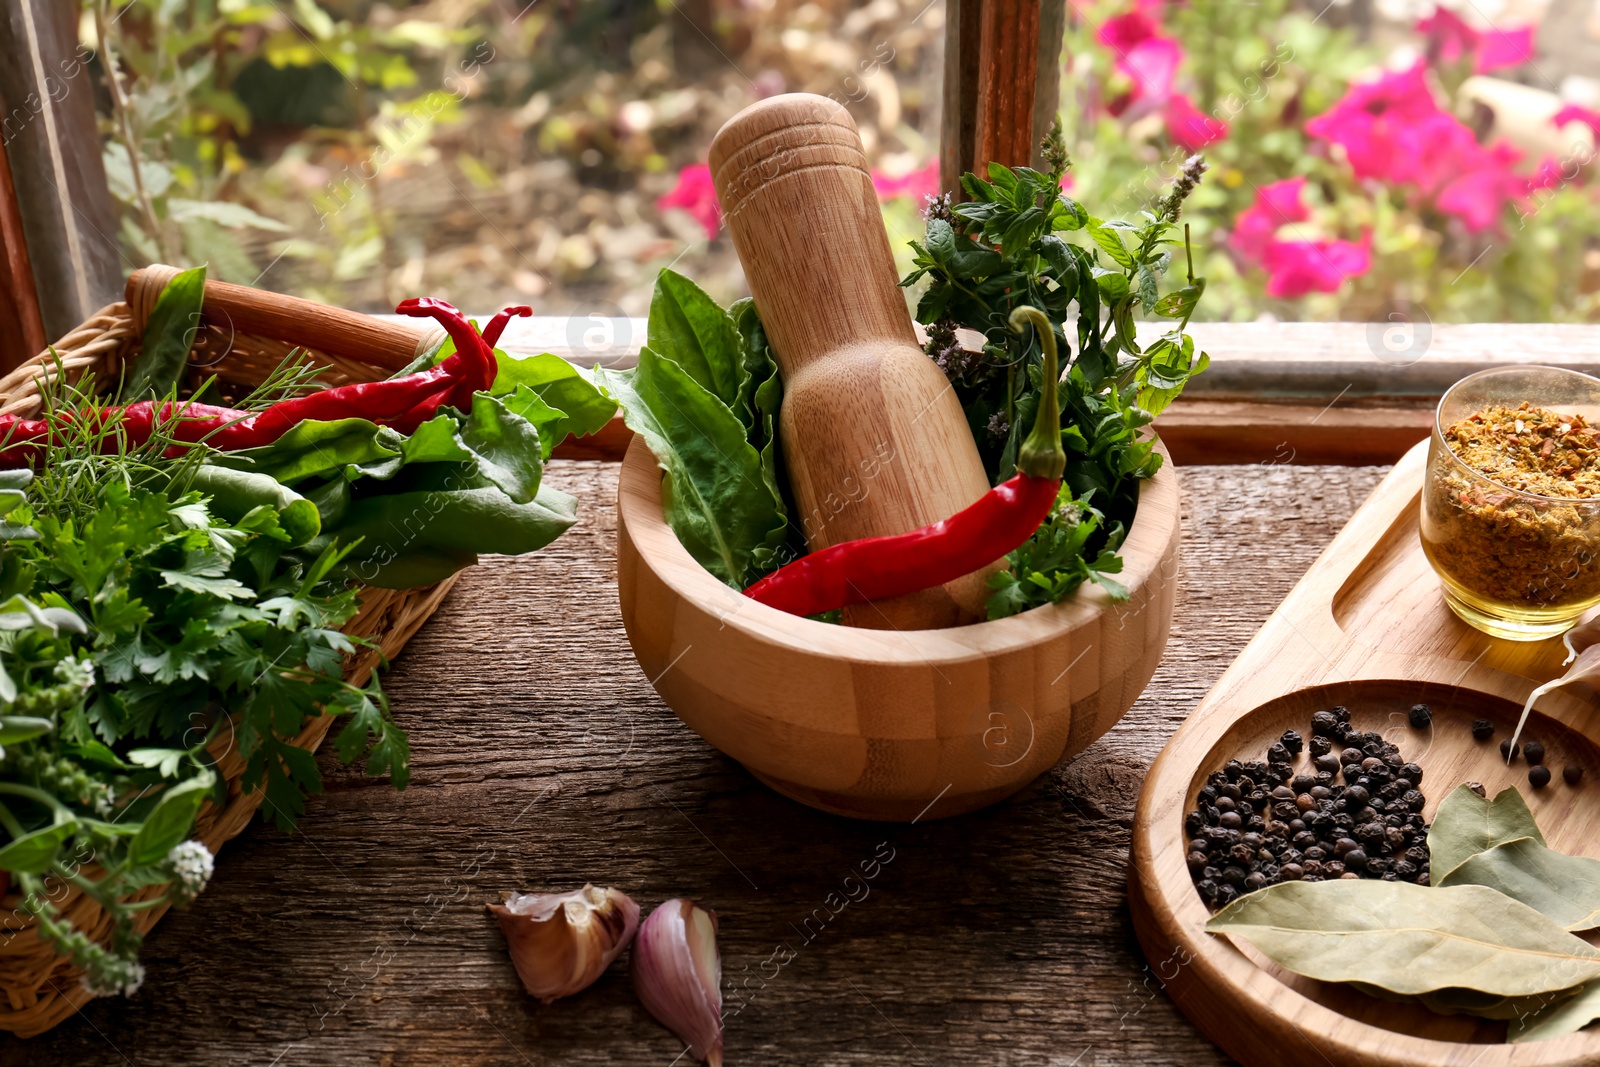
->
(709, 94), (998, 629)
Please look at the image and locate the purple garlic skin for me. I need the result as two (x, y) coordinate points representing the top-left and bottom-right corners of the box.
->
(488, 884), (640, 1004)
(632, 898), (724, 1066)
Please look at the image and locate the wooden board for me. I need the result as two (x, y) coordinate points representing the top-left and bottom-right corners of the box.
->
(1129, 440), (1600, 1066)
(0, 460), (1385, 1066)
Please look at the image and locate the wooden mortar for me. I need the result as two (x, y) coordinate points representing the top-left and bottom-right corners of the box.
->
(709, 93), (996, 629)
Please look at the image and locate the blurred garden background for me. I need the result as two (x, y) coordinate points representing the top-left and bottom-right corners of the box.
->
(83, 0), (1600, 323)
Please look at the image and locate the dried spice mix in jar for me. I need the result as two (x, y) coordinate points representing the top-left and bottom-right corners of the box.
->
(1422, 368), (1600, 641)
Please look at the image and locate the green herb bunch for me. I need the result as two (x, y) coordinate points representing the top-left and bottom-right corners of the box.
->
(903, 123), (1211, 618)
(0, 380), (406, 1000)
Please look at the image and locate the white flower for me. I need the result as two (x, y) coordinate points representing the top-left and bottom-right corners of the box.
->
(80, 957), (145, 998)
(166, 840), (214, 902)
(53, 655), (95, 691)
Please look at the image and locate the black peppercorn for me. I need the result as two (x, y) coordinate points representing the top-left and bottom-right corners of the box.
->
(1311, 710), (1339, 736)
(1399, 763), (1423, 785)
(1340, 748), (1364, 766)
(1310, 735), (1333, 757)
(1565, 765), (1584, 786)
(1313, 754), (1339, 774)
(1405, 845), (1428, 865)
(1344, 785), (1370, 806)
(1268, 742), (1291, 765)
(1408, 703), (1432, 728)
(1530, 765), (1552, 789)
(1217, 884), (1239, 905)
(1222, 865), (1248, 888)
(1303, 845), (1328, 862)
(1524, 740), (1546, 766)
(1187, 851), (1209, 872)
(1333, 706), (1351, 723)
(1345, 848), (1368, 870)
(1501, 739), (1520, 762)
(1471, 718), (1495, 741)
(1324, 860), (1347, 877)
(1279, 863), (1304, 881)
(1281, 729), (1304, 755)
(1244, 871), (1268, 891)
(1219, 811), (1242, 830)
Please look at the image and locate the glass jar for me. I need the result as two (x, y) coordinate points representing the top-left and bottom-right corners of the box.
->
(1420, 366), (1600, 641)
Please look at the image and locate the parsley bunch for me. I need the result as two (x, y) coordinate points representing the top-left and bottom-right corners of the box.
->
(0, 383), (406, 999)
(903, 124), (1210, 618)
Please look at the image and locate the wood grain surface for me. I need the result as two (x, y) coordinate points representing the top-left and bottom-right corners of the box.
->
(0, 459), (1384, 1067)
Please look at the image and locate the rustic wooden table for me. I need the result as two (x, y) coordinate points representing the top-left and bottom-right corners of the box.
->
(0, 459), (1387, 1067)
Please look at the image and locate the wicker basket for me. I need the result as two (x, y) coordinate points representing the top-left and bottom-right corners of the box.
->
(0, 266), (458, 1037)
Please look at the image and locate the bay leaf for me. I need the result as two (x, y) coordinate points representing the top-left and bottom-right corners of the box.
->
(1510, 981), (1600, 1043)
(1206, 880), (1600, 997)
(1441, 837), (1600, 931)
(1428, 783), (1545, 882)
(1350, 982), (1575, 1021)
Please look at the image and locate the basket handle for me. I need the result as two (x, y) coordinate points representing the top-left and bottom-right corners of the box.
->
(126, 265), (446, 371)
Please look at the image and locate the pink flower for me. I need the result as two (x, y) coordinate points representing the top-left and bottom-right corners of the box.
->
(1229, 178), (1311, 263)
(1097, 8), (1182, 117)
(1306, 61), (1528, 232)
(1417, 7), (1536, 73)
(1304, 62), (1439, 183)
(1164, 93), (1227, 151)
(1261, 234), (1372, 298)
(1553, 104), (1600, 140)
(871, 160), (941, 203)
(657, 163), (721, 240)
(1477, 26), (1536, 72)
(1096, 10), (1160, 54)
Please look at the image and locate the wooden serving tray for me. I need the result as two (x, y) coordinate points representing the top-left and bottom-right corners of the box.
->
(1129, 440), (1600, 1066)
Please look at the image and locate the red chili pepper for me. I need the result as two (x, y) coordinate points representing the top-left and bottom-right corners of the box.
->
(743, 306), (1067, 618)
(0, 300), (525, 467)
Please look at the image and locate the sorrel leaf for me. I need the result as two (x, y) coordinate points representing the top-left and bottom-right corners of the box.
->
(125, 264), (207, 400)
(1206, 880), (1600, 997)
(596, 348), (782, 587)
(649, 268), (745, 413)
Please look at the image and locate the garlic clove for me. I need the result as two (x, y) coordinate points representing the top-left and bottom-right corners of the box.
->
(488, 884), (640, 1004)
(631, 898), (724, 1066)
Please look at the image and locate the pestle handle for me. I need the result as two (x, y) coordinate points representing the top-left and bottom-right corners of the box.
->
(708, 95), (918, 373)
(710, 95), (999, 629)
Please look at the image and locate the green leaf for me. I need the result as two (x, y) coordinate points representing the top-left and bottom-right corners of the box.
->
(324, 483), (578, 588)
(1207, 879), (1600, 998)
(1428, 784), (1545, 882)
(166, 198), (289, 232)
(648, 268), (745, 411)
(1087, 223), (1135, 270)
(0, 716), (54, 743)
(125, 265), (207, 400)
(0, 819), (77, 874)
(595, 346), (784, 588)
(490, 353), (616, 444)
(189, 465), (321, 546)
(127, 747), (189, 778)
(209, 418), (400, 485)
(1153, 284), (1204, 320)
(455, 392), (544, 504)
(128, 773), (215, 867)
(1440, 837), (1600, 931)
(1094, 270), (1130, 300)
(1510, 981), (1600, 1042)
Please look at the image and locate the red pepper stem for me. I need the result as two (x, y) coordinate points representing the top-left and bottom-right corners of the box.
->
(1009, 306), (1065, 482)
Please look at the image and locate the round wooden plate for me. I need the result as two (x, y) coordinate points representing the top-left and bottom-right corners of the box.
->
(1130, 443), (1600, 1066)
